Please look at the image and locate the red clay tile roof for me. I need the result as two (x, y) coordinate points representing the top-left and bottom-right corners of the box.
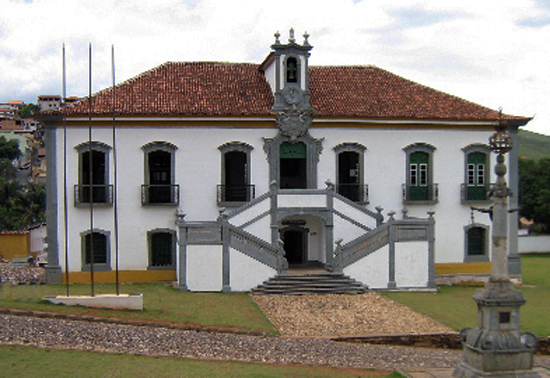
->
(60, 62), (274, 117)
(53, 61), (528, 122)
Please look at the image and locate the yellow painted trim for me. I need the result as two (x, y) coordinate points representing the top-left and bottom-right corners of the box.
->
(63, 270), (176, 284)
(435, 262), (492, 274)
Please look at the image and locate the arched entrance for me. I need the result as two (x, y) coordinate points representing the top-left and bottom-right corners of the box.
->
(278, 215), (326, 268)
(281, 227), (308, 265)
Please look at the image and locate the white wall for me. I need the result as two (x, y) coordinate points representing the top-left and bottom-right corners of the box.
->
(519, 235), (550, 254)
(229, 248), (276, 291)
(344, 245), (389, 289)
(56, 123), (499, 278)
(395, 241), (429, 288)
(187, 245), (222, 291)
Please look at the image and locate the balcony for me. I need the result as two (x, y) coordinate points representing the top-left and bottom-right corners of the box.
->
(402, 183), (439, 204)
(217, 184), (255, 206)
(460, 183), (494, 204)
(141, 184), (179, 206)
(74, 184), (113, 206)
(335, 183), (369, 204)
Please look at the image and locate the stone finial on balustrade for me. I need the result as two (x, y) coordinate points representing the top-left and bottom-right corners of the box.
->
(176, 210), (186, 223)
(269, 180), (278, 192)
(217, 207), (227, 221)
(388, 211), (396, 221)
(325, 180), (335, 191)
(427, 210), (435, 220)
(333, 238), (344, 273)
(276, 239), (288, 274)
(375, 206), (384, 226)
(402, 207), (409, 219)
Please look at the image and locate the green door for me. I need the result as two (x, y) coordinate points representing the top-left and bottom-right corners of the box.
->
(409, 151), (429, 201)
(467, 152), (487, 201)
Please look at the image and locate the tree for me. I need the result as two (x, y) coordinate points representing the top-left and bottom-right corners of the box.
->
(0, 136), (22, 180)
(0, 136), (21, 160)
(11, 183), (46, 229)
(0, 179), (45, 231)
(19, 103), (41, 119)
(519, 157), (550, 233)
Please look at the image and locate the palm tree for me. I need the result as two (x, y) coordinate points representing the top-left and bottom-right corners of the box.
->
(12, 183), (46, 230)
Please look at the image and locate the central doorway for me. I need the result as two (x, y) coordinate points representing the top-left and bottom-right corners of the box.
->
(280, 225), (308, 266)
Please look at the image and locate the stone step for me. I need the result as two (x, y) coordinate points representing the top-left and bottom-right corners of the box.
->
(250, 272), (368, 295)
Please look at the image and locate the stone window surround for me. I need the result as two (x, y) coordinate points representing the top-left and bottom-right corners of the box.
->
(464, 223), (490, 262)
(147, 228), (177, 270)
(141, 141), (178, 187)
(80, 228), (111, 272)
(333, 142), (367, 201)
(462, 143), (491, 185)
(218, 141), (254, 190)
(403, 142), (437, 203)
(263, 132), (323, 190)
(74, 141), (112, 203)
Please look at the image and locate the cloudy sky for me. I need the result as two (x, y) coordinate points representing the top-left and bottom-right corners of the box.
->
(1, 0), (549, 134)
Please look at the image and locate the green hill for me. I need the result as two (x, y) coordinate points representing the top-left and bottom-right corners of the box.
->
(518, 129), (550, 160)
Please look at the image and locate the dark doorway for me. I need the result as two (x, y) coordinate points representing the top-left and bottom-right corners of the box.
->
(337, 151), (360, 201)
(280, 142), (307, 189)
(282, 228), (307, 265)
(148, 150), (171, 203)
(224, 151), (247, 201)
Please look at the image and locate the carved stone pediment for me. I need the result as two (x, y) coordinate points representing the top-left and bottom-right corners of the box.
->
(276, 105), (313, 142)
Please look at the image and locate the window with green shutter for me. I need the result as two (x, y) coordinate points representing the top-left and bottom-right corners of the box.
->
(466, 152), (487, 201)
(409, 151), (429, 201)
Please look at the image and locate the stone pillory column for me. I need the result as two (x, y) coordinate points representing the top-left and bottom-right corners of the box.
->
(453, 116), (539, 377)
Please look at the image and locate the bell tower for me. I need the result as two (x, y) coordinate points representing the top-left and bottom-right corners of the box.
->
(270, 28), (313, 113)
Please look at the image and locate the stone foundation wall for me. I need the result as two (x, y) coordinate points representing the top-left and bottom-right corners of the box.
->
(0, 264), (45, 285)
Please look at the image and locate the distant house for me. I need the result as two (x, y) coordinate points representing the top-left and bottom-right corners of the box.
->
(38, 95), (62, 112)
(0, 108), (16, 120)
(22, 119), (40, 132)
(41, 30), (529, 291)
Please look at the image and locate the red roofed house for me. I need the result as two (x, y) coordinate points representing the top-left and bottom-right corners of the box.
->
(41, 30), (529, 291)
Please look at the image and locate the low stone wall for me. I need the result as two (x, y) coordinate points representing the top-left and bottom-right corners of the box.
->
(334, 333), (550, 355)
(0, 263), (45, 285)
(519, 235), (550, 254)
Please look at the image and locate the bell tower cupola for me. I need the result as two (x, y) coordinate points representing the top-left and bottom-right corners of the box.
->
(270, 28), (314, 113)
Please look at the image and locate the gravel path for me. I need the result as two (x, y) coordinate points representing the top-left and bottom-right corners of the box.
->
(0, 314), (464, 370)
(252, 292), (454, 337)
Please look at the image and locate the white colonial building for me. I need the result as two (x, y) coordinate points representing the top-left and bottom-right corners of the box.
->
(42, 31), (529, 292)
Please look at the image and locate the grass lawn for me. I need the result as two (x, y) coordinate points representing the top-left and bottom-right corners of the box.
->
(0, 345), (403, 378)
(383, 254), (550, 336)
(0, 283), (276, 335)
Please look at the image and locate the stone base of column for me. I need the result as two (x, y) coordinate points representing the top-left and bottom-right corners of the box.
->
(453, 362), (541, 377)
(45, 265), (62, 284)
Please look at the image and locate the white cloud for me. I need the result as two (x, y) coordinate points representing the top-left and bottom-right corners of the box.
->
(0, 0), (548, 134)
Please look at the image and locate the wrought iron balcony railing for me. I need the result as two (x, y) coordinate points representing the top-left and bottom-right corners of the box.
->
(402, 183), (439, 204)
(217, 184), (255, 205)
(141, 184), (179, 206)
(335, 183), (369, 204)
(460, 183), (495, 203)
(74, 184), (113, 206)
